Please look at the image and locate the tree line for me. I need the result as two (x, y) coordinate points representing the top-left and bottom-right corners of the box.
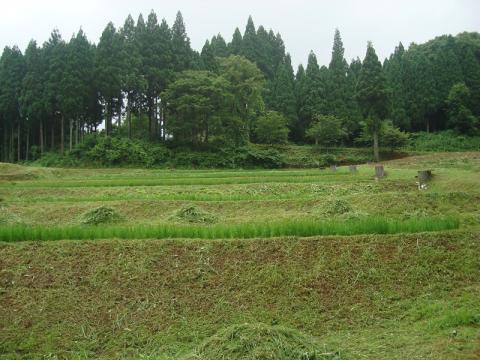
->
(1, 11), (479, 163)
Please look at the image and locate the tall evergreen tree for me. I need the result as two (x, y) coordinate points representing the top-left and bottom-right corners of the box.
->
(120, 14), (146, 138)
(200, 40), (218, 72)
(241, 16), (258, 63)
(229, 28), (243, 55)
(171, 11), (192, 72)
(269, 60), (297, 131)
(20, 40), (46, 157)
(95, 23), (123, 136)
(210, 34), (228, 57)
(0, 46), (25, 161)
(325, 29), (350, 120)
(356, 42), (389, 162)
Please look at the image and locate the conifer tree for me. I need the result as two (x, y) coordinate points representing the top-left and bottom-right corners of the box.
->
(269, 61), (297, 130)
(171, 11), (192, 72)
(241, 16), (258, 63)
(356, 42), (389, 162)
(229, 28), (243, 55)
(210, 34), (228, 57)
(20, 41), (46, 157)
(325, 29), (349, 120)
(200, 40), (219, 71)
(0, 46), (26, 161)
(95, 23), (123, 136)
(120, 14), (146, 138)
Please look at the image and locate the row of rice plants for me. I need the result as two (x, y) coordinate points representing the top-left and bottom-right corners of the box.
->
(0, 217), (459, 242)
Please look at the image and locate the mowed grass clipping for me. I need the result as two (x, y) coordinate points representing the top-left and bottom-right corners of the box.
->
(0, 216), (459, 242)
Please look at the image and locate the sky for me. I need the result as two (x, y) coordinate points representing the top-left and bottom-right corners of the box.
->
(1, 0), (479, 68)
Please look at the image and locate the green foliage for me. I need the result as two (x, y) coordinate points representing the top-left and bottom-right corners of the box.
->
(78, 136), (169, 167)
(306, 114), (347, 146)
(407, 131), (480, 152)
(183, 323), (336, 360)
(254, 111), (290, 144)
(317, 154), (337, 167)
(81, 206), (122, 225)
(356, 121), (409, 151)
(446, 83), (479, 134)
(380, 121), (410, 150)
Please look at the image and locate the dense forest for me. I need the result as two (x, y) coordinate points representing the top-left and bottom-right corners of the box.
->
(1, 11), (479, 164)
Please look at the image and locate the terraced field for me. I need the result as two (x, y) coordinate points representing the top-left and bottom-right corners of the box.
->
(0, 152), (479, 359)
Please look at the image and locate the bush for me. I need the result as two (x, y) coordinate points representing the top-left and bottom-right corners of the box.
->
(84, 136), (170, 167)
(407, 131), (480, 152)
(81, 206), (122, 225)
(318, 154), (337, 167)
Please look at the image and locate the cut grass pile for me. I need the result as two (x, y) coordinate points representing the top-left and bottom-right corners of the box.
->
(182, 323), (338, 360)
(0, 216), (459, 242)
(172, 205), (217, 224)
(81, 206), (123, 225)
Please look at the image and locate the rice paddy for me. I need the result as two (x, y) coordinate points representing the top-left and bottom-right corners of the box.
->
(1, 152), (479, 359)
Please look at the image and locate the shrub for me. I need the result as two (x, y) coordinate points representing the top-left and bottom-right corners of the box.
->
(81, 206), (122, 225)
(318, 154), (337, 167)
(407, 131), (480, 152)
(85, 136), (169, 167)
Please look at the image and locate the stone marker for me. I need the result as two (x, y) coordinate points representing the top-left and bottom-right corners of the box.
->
(375, 165), (385, 178)
(417, 170), (433, 184)
(349, 165), (357, 174)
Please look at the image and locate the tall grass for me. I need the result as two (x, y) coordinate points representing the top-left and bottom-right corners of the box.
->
(0, 217), (459, 242)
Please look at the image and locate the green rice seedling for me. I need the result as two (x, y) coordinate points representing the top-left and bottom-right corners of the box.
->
(0, 216), (459, 243)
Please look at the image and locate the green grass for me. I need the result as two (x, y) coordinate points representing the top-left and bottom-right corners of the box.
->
(0, 217), (459, 242)
(1, 230), (479, 359)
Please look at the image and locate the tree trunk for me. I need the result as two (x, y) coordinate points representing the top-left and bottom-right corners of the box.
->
(373, 130), (380, 162)
(61, 114), (65, 155)
(426, 119), (430, 133)
(10, 127), (14, 162)
(39, 119), (44, 155)
(117, 101), (122, 128)
(17, 123), (21, 162)
(127, 104), (132, 139)
(69, 118), (73, 152)
(51, 125), (54, 151)
(75, 119), (79, 146)
(148, 99), (153, 140)
(25, 127), (30, 161)
(2, 126), (7, 162)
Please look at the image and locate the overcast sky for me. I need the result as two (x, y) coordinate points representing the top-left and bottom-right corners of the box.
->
(1, 0), (479, 68)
